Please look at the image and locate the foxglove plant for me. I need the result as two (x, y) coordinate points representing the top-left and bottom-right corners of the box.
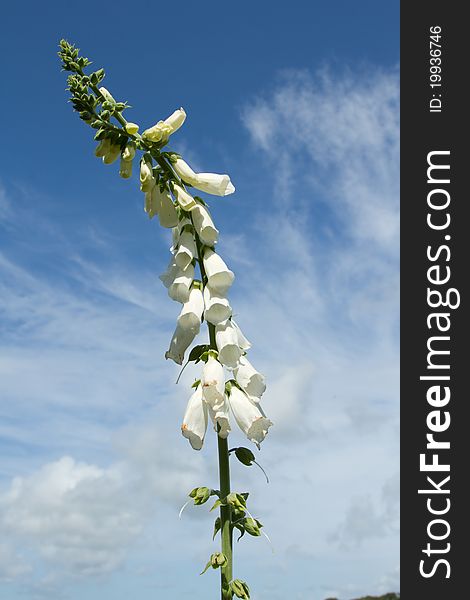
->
(58, 40), (273, 600)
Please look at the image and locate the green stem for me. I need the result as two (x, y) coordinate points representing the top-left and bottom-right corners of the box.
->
(193, 224), (233, 599)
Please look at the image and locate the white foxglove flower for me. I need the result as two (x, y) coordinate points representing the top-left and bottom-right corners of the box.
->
(153, 185), (178, 228)
(119, 158), (132, 179)
(192, 201), (219, 246)
(142, 107), (186, 143)
(207, 398), (231, 439)
(228, 387), (272, 447)
(144, 190), (158, 219)
(172, 158), (235, 197)
(181, 384), (208, 451)
(203, 285), (232, 325)
(165, 323), (197, 365)
(203, 248), (234, 294)
(232, 320), (252, 351)
(191, 173), (235, 196)
(140, 158), (155, 192)
(94, 138), (110, 158)
(215, 320), (242, 368)
(168, 263), (194, 303)
(159, 257), (179, 288)
(177, 286), (204, 333)
(102, 143), (121, 165)
(234, 356), (266, 400)
(172, 183), (197, 211)
(202, 353), (225, 412)
(175, 230), (197, 270)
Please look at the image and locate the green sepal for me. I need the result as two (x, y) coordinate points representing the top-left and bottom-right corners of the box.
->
(231, 579), (250, 599)
(210, 498), (222, 512)
(244, 517), (262, 537)
(212, 517), (221, 540)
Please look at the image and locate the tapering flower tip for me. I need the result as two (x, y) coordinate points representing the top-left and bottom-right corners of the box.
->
(203, 248), (234, 294)
(215, 320), (242, 368)
(175, 230), (197, 270)
(203, 286), (232, 325)
(119, 157), (132, 179)
(125, 122), (139, 135)
(228, 387), (272, 446)
(202, 353), (226, 411)
(165, 323), (197, 365)
(102, 143), (121, 164)
(177, 287), (204, 333)
(99, 87), (115, 103)
(181, 384), (208, 450)
(172, 183), (197, 211)
(232, 320), (252, 351)
(234, 356), (266, 400)
(172, 158), (197, 183)
(95, 137), (110, 158)
(164, 107), (186, 133)
(193, 173), (235, 197)
(192, 202), (219, 246)
(153, 185), (178, 228)
(159, 257), (179, 288)
(207, 400), (231, 439)
(168, 263), (194, 303)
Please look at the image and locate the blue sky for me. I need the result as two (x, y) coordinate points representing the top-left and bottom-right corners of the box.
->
(0, 2), (399, 599)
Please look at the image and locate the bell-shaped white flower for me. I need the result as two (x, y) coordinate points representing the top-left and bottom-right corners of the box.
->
(203, 285), (232, 325)
(159, 257), (179, 288)
(175, 229), (197, 270)
(142, 107), (186, 143)
(165, 323), (197, 365)
(153, 184), (178, 228)
(181, 384), (208, 451)
(215, 320), (242, 368)
(192, 173), (235, 196)
(232, 320), (251, 351)
(177, 286), (204, 333)
(119, 158), (132, 179)
(144, 190), (158, 219)
(140, 158), (155, 192)
(172, 183), (197, 211)
(228, 387), (272, 447)
(102, 143), (121, 165)
(207, 397), (231, 439)
(234, 356), (266, 400)
(201, 352), (226, 412)
(203, 248), (234, 294)
(192, 202), (219, 246)
(172, 158), (235, 197)
(168, 263), (194, 303)
(95, 138), (110, 158)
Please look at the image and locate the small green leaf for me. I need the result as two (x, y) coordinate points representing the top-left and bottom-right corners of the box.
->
(212, 517), (221, 540)
(188, 344), (210, 363)
(200, 559), (212, 575)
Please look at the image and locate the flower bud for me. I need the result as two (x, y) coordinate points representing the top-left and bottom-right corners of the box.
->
(99, 86), (115, 103)
(231, 579), (250, 599)
(140, 157), (155, 192)
(94, 137), (110, 158)
(125, 122), (139, 135)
